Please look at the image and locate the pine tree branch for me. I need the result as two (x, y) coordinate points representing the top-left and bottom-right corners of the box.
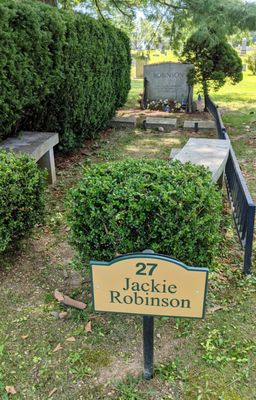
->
(110, 0), (133, 18)
(93, 0), (106, 19)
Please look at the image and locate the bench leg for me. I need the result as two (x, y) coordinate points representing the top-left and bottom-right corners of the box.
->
(38, 148), (56, 184)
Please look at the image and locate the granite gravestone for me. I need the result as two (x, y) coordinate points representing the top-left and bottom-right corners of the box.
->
(144, 62), (194, 107)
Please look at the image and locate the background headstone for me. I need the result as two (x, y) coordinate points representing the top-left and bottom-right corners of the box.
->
(241, 37), (247, 55)
(243, 64), (247, 72)
(144, 62), (194, 105)
(136, 59), (148, 79)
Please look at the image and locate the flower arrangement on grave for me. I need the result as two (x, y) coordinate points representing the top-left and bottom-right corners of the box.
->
(147, 98), (184, 112)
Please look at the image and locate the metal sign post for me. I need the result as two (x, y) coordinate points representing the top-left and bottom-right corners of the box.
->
(142, 249), (154, 379)
(143, 315), (154, 379)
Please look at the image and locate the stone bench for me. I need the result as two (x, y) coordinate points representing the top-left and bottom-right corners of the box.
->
(173, 138), (230, 184)
(0, 131), (59, 184)
(169, 148), (181, 159)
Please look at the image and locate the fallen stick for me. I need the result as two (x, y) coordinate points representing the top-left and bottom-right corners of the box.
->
(54, 289), (86, 310)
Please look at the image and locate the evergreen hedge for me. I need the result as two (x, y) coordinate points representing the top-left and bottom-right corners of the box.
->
(0, 150), (46, 253)
(0, 0), (131, 151)
(66, 159), (222, 268)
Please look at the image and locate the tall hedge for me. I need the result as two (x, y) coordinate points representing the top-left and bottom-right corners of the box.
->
(0, 0), (131, 150)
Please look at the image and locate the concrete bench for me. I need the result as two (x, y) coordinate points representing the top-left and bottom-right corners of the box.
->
(169, 148), (181, 159)
(173, 138), (230, 184)
(0, 131), (59, 184)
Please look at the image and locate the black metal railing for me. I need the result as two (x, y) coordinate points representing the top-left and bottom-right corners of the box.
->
(205, 95), (255, 274)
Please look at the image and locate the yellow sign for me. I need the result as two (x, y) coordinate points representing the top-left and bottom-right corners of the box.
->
(90, 253), (208, 319)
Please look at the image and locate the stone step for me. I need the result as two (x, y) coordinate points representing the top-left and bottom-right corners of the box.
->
(183, 120), (216, 131)
(109, 116), (136, 128)
(144, 117), (177, 130)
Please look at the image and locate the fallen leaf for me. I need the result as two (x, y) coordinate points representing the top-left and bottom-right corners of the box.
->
(63, 270), (69, 279)
(61, 295), (86, 310)
(52, 343), (63, 353)
(48, 388), (58, 397)
(54, 289), (64, 302)
(156, 333), (161, 339)
(66, 336), (76, 342)
(85, 321), (92, 333)
(54, 289), (86, 310)
(5, 386), (17, 395)
(80, 149), (91, 156)
(59, 311), (68, 319)
(21, 335), (29, 340)
(208, 306), (223, 313)
(50, 311), (60, 319)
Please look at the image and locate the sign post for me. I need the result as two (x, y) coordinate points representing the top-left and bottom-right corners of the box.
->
(143, 315), (154, 379)
(90, 251), (208, 379)
(142, 249), (154, 380)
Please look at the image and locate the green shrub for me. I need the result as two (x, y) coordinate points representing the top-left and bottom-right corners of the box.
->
(247, 46), (256, 75)
(182, 29), (243, 98)
(0, 0), (131, 151)
(0, 150), (46, 252)
(66, 159), (222, 267)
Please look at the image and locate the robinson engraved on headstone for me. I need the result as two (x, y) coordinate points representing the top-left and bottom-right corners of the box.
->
(144, 62), (194, 104)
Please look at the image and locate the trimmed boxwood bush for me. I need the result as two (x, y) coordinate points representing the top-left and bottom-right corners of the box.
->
(66, 159), (222, 267)
(0, 0), (131, 151)
(0, 150), (46, 252)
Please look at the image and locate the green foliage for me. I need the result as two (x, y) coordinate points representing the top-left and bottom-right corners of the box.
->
(0, 150), (46, 252)
(182, 29), (243, 95)
(116, 376), (145, 400)
(55, 0), (256, 54)
(201, 327), (256, 367)
(156, 358), (189, 382)
(0, 371), (8, 400)
(246, 46), (256, 75)
(66, 159), (222, 267)
(0, 0), (131, 151)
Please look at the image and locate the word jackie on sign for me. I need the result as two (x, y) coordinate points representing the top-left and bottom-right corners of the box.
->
(90, 254), (208, 319)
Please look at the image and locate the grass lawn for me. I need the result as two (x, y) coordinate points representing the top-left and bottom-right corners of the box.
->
(210, 71), (256, 199)
(0, 72), (255, 400)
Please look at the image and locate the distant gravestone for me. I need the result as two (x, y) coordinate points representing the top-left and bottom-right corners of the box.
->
(136, 59), (148, 79)
(241, 38), (247, 55)
(144, 62), (194, 108)
(243, 64), (247, 72)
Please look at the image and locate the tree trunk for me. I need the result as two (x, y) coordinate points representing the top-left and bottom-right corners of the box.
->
(202, 80), (208, 112)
